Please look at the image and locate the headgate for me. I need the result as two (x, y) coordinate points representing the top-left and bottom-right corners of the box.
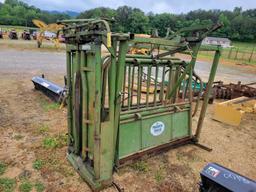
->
(59, 19), (222, 190)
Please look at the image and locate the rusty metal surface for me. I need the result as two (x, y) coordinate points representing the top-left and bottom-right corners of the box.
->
(212, 81), (256, 100)
(118, 136), (192, 166)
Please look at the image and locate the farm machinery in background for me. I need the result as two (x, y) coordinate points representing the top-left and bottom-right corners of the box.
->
(32, 74), (67, 108)
(212, 81), (256, 99)
(32, 19), (64, 48)
(0, 29), (3, 39)
(8, 29), (18, 39)
(21, 30), (31, 40)
(212, 81), (256, 126)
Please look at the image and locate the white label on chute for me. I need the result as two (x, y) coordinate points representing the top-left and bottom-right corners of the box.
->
(150, 121), (165, 136)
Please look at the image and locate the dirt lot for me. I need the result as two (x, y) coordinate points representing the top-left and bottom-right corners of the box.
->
(0, 40), (255, 192)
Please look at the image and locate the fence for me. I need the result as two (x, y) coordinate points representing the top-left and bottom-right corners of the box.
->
(201, 46), (256, 63)
(225, 47), (256, 62)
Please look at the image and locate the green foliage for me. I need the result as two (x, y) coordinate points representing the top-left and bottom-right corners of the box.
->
(0, 161), (7, 175)
(77, 7), (116, 19)
(42, 137), (58, 149)
(34, 182), (45, 192)
(1, 0), (256, 42)
(41, 101), (59, 111)
(42, 134), (67, 149)
(77, 6), (256, 41)
(0, 178), (16, 192)
(0, 0), (70, 27)
(33, 160), (43, 170)
(19, 181), (33, 192)
(38, 96), (59, 112)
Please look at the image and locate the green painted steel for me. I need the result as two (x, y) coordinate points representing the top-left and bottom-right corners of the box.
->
(59, 19), (222, 191)
(172, 111), (190, 139)
(118, 121), (141, 158)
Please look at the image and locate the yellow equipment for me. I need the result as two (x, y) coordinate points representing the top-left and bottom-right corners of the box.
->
(128, 34), (152, 55)
(213, 97), (256, 126)
(32, 19), (63, 48)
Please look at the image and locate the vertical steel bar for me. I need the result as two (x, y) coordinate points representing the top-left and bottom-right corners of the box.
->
(137, 66), (142, 108)
(66, 50), (72, 146)
(167, 63), (192, 99)
(159, 65), (165, 102)
(81, 51), (88, 160)
(166, 65), (172, 100)
(93, 44), (102, 179)
(122, 65), (127, 107)
(107, 41), (117, 170)
(71, 51), (79, 154)
(195, 48), (221, 141)
(146, 65), (152, 107)
(188, 54), (193, 136)
(131, 66), (135, 106)
(174, 66), (181, 103)
(113, 40), (129, 156)
(189, 43), (202, 136)
(127, 64), (132, 110)
(76, 51), (81, 154)
(154, 65), (159, 106)
(86, 50), (95, 161)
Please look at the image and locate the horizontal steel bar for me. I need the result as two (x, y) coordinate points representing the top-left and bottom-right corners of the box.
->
(132, 37), (187, 47)
(120, 108), (189, 124)
(125, 58), (183, 65)
(126, 54), (181, 60)
(118, 137), (192, 166)
(121, 101), (189, 115)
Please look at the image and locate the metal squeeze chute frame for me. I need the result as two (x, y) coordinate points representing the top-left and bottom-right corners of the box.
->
(60, 19), (222, 191)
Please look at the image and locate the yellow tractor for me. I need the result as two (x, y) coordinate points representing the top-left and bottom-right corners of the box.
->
(32, 19), (64, 48)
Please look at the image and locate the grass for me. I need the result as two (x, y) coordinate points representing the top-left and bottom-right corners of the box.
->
(13, 134), (24, 140)
(198, 51), (256, 65)
(39, 152), (74, 177)
(43, 103), (59, 111)
(0, 178), (16, 192)
(130, 160), (149, 173)
(42, 137), (58, 149)
(232, 41), (256, 50)
(38, 97), (59, 112)
(34, 182), (45, 192)
(38, 124), (49, 135)
(198, 41), (256, 65)
(33, 160), (44, 170)
(154, 169), (164, 183)
(0, 25), (37, 32)
(0, 161), (7, 175)
(42, 134), (67, 149)
(19, 181), (33, 192)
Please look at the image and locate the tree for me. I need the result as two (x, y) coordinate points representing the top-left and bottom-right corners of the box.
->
(0, 0), (70, 27)
(127, 8), (149, 33)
